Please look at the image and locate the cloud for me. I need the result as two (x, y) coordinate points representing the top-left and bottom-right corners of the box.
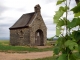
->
(69, 0), (76, 9)
(47, 31), (56, 38)
(0, 0), (8, 15)
(0, 27), (9, 38)
(0, 17), (5, 20)
(39, 0), (56, 4)
(0, 24), (10, 27)
(0, 5), (7, 13)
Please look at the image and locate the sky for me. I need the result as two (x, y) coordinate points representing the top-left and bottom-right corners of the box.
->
(0, 0), (76, 39)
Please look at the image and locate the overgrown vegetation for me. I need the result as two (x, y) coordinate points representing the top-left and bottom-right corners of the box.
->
(53, 0), (80, 60)
(0, 40), (53, 52)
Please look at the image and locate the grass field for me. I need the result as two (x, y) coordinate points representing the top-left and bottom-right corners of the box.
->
(25, 56), (55, 60)
(0, 40), (80, 60)
(0, 40), (54, 52)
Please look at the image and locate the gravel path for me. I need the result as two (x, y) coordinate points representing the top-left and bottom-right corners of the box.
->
(0, 51), (53, 60)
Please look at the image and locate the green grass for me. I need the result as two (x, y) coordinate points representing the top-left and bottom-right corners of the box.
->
(1, 40), (80, 60)
(25, 56), (56, 60)
(32, 56), (55, 60)
(0, 40), (54, 52)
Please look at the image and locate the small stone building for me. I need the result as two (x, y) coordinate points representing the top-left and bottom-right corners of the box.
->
(9, 4), (47, 46)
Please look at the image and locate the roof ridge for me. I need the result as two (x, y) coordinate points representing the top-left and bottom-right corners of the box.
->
(23, 12), (35, 15)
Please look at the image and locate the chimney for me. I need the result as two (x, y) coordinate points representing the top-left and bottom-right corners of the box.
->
(34, 4), (41, 14)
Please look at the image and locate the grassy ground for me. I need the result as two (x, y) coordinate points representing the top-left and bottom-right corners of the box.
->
(25, 56), (55, 60)
(0, 40), (80, 60)
(0, 40), (54, 52)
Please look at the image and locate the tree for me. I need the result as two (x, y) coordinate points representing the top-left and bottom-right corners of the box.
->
(53, 0), (80, 60)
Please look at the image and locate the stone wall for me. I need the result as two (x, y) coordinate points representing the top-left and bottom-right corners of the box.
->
(10, 28), (30, 46)
(30, 13), (47, 46)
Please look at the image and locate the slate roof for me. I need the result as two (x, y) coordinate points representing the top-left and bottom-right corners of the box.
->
(9, 12), (35, 29)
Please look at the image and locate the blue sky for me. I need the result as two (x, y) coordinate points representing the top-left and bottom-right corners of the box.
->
(0, 0), (76, 39)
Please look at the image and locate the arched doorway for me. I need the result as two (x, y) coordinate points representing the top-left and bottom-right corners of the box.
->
(35, 29), (44, 46)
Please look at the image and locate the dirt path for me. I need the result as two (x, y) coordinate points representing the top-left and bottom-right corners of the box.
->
(0, 51), (53, 60)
